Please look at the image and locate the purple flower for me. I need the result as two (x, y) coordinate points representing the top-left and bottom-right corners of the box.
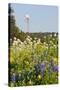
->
(50, 59), (58, 72)
(11, 73), (16, 82)
(18, 73), (21, 81)
(48, 59), (58, 78)
(53, 65), (58, 72)
(39, 63), (45, 79)
(49, 59), (55, 71)
(40, 64), (45, 71)
(44, 61), (47, 66)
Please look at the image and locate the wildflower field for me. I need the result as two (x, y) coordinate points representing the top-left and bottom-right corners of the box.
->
(9, 33), (58, 86)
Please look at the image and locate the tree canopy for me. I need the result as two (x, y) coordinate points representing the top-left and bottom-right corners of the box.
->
(8, 3), (27, 42)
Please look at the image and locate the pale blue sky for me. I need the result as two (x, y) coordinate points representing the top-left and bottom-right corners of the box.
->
(11, 3), (58, 32)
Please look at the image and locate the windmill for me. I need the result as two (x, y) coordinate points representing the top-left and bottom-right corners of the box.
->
(24, 14), (30, 33)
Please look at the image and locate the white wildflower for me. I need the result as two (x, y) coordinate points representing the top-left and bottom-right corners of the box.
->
(54, 44), (56, 48)
(24, 41), (27, 45)
(33, 40), (36, 43)
(10, 38), (12, 42)
(44, 36), (46, 39)
(26, 38), (30, 41)
(17, 39), (21, 43)
(30, 37), (32, 41)
(30, 41), (33, 45)
(34, 43), (37, 48)
(37, 38), (41, 44)
(50, 41), (53, 44)
(44, 42), (46, 45)
(20, 41), (23, 45)
(13, 40), (18, 46)
(27, 35), (30, 39)
(54, 33), (56, 37)
(34, 37), (37, 40)
(14, 37), (16, 41)
(50, 34), (52, 37)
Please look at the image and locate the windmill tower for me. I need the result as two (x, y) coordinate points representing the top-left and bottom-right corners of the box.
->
(24, 14), (30, 32)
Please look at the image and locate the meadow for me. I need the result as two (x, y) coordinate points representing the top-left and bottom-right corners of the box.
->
(9, 33), (58, 86)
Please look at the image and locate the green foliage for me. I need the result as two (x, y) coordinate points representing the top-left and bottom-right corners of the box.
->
(8, 4), (27, 43)
(9, 33), (58, 86)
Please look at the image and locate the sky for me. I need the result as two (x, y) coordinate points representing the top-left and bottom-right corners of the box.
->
(11, 3), (58, 32)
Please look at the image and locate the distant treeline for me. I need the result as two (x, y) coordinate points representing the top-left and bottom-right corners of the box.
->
(28, 32), (58, 38)
(27, 32), (58, 43)
(10, 32), (58, 43)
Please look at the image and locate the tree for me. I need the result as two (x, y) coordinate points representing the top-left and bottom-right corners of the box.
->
(8, 3), (21, 41)
(8, 3), (27, 43)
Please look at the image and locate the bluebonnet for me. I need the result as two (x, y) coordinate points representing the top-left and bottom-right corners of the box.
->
(44, 61), (47, 66)
(48, 59), (54, 77)
(50, 59), (58, 72)
(39, 62), (45, 79)
(11, 73), (16, 82)
(48, 59), (58, 78)
(52, 64), (58, 72)
(18, 73), (21, 81)
(48, 59), (54, 72)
